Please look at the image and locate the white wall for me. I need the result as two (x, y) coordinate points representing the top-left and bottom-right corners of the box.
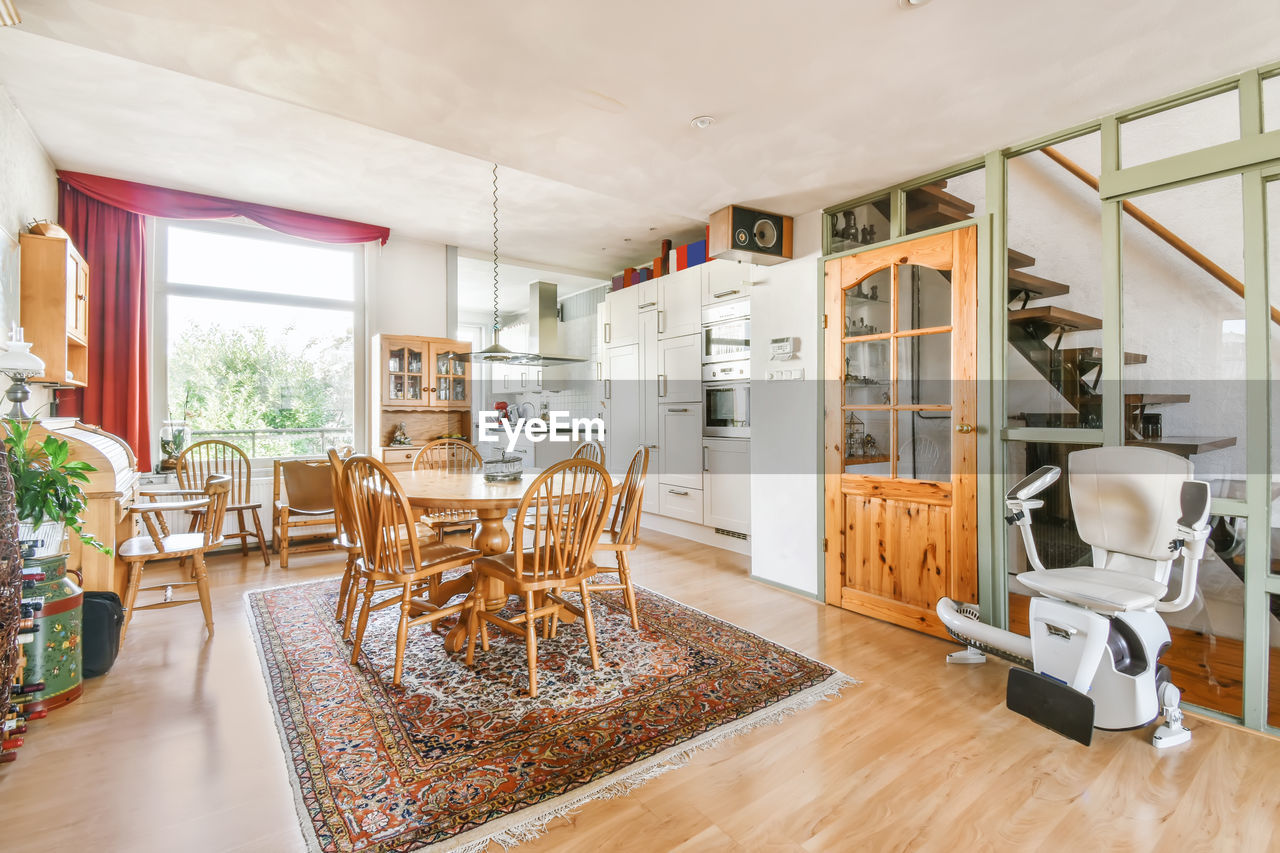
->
(0, 87), (58, 415)
(366, 235), (448, 338)
(749, 209), (824, 595)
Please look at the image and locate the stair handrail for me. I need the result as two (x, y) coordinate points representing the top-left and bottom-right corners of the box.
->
(1040, 146), (1280, 326)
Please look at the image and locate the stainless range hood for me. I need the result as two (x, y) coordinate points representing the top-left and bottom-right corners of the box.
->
(465, 281), (587, 366)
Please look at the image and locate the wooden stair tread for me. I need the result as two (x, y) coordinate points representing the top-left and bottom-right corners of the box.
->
(1062, 347), (1147, 365)
(1008, 268), (1070, 300)
(908, 183), (976, 213)
(1007, 247), (1035, 269)
(1128, 435), (1237, 456)
(1125, 393), (1191, 406)
(1007, 306), (1102, 332)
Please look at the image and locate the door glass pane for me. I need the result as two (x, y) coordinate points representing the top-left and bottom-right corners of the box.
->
(1122, 174), (1245, 493)
(843, 268), (890, 337)
(406, 375), (422, 400)
(897, 263), (951, 331)
(388, 347), (404, 373)
(1271, 595), (1280, 729)
(407, 348), (422, 374)
(390, 374), (404, 400)
(897, 333), (951, 406)
(1120, 88), (1240, 168)
(843, 340), (890, 405)
(1265, 72), (1280, 134)
(897, 410), (950, 482)
(828, 197), (889, 255)
(1268, 179), (1280, 578)
(1006, 130), (1104, 429)
(904, 168), (985, 236)
(843, 409), (890, 475)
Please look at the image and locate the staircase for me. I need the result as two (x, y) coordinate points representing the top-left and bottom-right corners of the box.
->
(913, 180), (1237, 459)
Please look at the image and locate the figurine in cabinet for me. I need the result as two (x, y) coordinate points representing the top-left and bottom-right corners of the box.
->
(390, 421), (412, 446)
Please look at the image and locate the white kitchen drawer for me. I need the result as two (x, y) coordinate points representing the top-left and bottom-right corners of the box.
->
(658, 484), (703, 524)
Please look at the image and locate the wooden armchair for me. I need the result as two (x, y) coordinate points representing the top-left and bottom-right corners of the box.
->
(343, 455), (480, 687)
(272, 458), (336, 568)
(118, 474), (231, 640)
(412, 438), (483, 542)
(466, 458), (612, 698)
(176, 439), (268, 565)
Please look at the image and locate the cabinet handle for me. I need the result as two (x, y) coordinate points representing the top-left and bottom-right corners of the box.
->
(658, 310), (665, 333)
(639, 301), (657, 309)
(658, 374), (667, 397)
(604, 379), (611, 400)
(520, 372), (527, 388)
(596, 362), (602, 381)
(604, 322), (611, 344)
(669, 407), (688, 413)
(667, 489), (689, 496)
(703, 446), (710, 472)
(713, 288), (740, 299)
(644, 443), (659, 449)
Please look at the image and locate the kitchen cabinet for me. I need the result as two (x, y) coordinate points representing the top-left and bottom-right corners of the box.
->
(658, 403), (702, 490)
(604, 343), (640, 476)
(371, 333), (472, 449)
(657, 266), (701, 340)
(657, 333), (700, 404)
(703, 437), (751, 534)
(427, 340), (472, 409)
(19, 232), (90, 387)
(604, 285), (639, 347)
(636, 279), (658, 313)
(702, 258), (752, 306)
(637, 311), (660, 514)
(658, 484), (703, 525)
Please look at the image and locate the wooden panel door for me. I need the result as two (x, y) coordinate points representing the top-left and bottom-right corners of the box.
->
(824, 227), (978, 639)
(428, 340), (471, 409)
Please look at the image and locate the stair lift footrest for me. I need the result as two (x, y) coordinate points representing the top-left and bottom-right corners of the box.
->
(1006, 668), (1095, 746)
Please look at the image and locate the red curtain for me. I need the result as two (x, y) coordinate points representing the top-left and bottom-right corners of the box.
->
(57, 171), (390, 245)
(56, 183), (151, 464)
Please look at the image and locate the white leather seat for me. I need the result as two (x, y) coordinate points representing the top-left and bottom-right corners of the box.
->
(1019, 567), (1167, 613)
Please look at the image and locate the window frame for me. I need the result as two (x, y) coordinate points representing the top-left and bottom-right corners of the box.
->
(149, 217), (368, 471)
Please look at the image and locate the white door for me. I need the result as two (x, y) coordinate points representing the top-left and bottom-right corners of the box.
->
(657, 333), (701, 404)
(704, 437), (751, 533)
(659, 403), (703, 490)
(605, 286), (639, 347)
(605, 344), (640, 473)
(702, 259), (751, 306)
(659, 267), (701, 339)
(638, 311), (661, 514)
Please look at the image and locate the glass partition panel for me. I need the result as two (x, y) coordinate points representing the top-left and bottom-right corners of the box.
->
(1263, 71), (1280, 134)
(1271, 594), (1280, 729)
(827, 197), (890, 255)
(904, 168), (985, 236)
(1268, 178), (1280, 578)
(1006, 131), (1104, 429)
(1119, 88), (1240, 168)
(1121, 175), (1246, 495)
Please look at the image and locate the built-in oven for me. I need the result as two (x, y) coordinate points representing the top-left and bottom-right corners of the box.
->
(702, 299), (750, 364)
(703, 360), (750, 437)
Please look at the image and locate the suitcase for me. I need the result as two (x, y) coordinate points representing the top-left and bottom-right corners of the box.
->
(81, 591), (124, 678)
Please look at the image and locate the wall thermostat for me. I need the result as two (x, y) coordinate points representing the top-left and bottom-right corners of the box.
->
(770, 336), (799, 360)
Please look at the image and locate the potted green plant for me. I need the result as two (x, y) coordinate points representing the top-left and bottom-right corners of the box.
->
(3, 418), (110, 557)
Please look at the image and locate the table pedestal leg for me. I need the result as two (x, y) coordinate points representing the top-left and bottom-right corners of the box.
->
(444, 509), (510, 653)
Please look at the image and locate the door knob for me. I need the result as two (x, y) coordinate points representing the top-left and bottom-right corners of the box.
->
(955, 423), (974, 434)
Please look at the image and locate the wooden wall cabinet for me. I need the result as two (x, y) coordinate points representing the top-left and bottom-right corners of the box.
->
(19, 232), (90, 387)
(372, 334), (473, 462)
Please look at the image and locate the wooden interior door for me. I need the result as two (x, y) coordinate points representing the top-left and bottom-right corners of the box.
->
(824, 227), (978, 639)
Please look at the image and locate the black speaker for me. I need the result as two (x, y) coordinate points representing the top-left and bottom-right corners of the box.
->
(709, 205), (793, 265)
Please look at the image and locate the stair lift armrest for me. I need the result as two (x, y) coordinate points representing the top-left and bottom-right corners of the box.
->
(1156, 480), (1212, 613)
(1005, 496), (1050, 573)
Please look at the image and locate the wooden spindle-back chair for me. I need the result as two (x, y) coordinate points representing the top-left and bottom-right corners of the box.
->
(412, 438), (484, 542)
(587, 446), (649, 629)
(119, 474), (232, 640)
(327, 448), (363, 633)
(466, 458), (612, 697)
(572, 439), (606, 467)
(176, 439), (268, 565)
(343, 455), (479, 687)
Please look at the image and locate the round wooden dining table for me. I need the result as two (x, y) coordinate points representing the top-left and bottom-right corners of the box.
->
(394, 467), (616, 653)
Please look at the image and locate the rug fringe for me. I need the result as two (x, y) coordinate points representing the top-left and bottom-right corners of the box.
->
(433, 671), (857, 852)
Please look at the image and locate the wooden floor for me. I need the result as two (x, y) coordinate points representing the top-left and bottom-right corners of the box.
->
(3, 531), (1280, 852)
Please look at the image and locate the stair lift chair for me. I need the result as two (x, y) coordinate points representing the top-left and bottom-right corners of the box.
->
(936, 446), (1211, 747)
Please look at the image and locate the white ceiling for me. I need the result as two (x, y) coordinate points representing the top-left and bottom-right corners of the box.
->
(2, 0), (1279, 279)
(456, 254), (605, 320)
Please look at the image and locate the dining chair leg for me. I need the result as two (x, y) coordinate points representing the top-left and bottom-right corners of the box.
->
(120, 561), (142, 642)
(336, 559), (353, 623)
(236, 508), (249, 557)
(278, 508), (291, 569)
(524, 591), (539, 698)
(393, 585), (411, 688)
(342, 574), (361, 641)
(578, 581), (601, 671)
(618, 551), (640, 630)
(350, 578), (376, 665)
(251, 507), (270, 566)
(465, 595), (480, 667)
(193, 552), (215, 633)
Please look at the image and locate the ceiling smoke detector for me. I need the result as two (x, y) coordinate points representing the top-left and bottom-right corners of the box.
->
(897, 0), (933, 8)
(690, 115), (715, 130)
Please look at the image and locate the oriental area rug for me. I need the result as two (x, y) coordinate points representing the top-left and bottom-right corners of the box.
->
(247, 577), (855, 852)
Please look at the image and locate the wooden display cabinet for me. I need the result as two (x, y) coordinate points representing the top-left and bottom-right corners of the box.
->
(372, 334), (473, 464)
(19, 232), (90, 387)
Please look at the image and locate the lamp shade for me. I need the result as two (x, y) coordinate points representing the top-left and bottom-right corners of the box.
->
(0, 338), (45, 374)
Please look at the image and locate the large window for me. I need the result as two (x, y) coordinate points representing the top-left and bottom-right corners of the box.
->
(154, 220), (363, 463)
